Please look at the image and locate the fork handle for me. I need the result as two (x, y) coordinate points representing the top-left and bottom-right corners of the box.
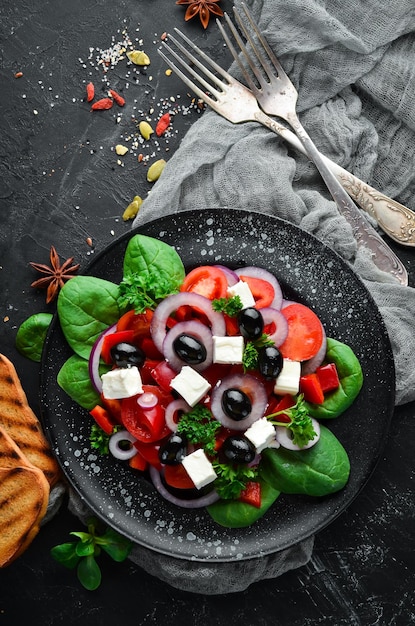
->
(256, 109), (408, 285)
(254, 110), (415, 248)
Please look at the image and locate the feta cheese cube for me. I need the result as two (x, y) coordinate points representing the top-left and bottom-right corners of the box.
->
(273, 359), (301, 395)
(101, 366), (143, 399)
(244, 417), (277, 453)
(227, 280), (256, 309)
(212, 335), (244, 364)
(182, 449), (217, 489)
(170, 366), (211, 407)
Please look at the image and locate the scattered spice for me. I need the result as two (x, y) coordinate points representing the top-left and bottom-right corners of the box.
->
(30, 246), (80, 304)
(109, 89), (125, 107)
(115, 144), (129, 155)
(86, 237), (93, 247)
(122, 195), (143, 221)
(91, 97), (113, 111)
(139, 121), (153, 140)
(14, 71), (23, 79)
(176, 0), (224, 29)
(126, 50), (150, 66)
(155, 112), (171, 136)
(86, 82), (95, 102)
(147, 159), (166, 182)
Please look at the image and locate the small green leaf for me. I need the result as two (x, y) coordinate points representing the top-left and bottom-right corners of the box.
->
(70, 531), (92, 542)
(77, 555), (102, 591)
(15, 312), (53, 362)
(50, 542), (80, 569)
(75, 539), (95, 557)
(98, 528), (133, 562)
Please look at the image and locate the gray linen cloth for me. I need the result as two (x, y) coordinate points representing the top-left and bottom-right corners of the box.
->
(105, 0), (415, 593)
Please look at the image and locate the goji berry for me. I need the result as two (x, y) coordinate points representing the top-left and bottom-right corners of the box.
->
(109, 89), (125, 107)
(91, 97), (113, 111)
(86, 82), (95, 102)
(155, 112), (171, 136)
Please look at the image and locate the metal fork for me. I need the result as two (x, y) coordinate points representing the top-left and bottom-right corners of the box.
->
(158, 28), (408, 285)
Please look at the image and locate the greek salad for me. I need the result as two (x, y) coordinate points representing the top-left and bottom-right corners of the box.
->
(56, 234), (363, 528)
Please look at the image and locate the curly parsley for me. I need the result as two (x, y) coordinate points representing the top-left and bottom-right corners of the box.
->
(212, 462), (258, 499)
(212, 295), (243, 317)
(176, 405), (221, 456)
(117, 271), (180, 313)
(90, 424), (122, 455)
(242, 333), (274, 372)
(266, 394), (317, 447)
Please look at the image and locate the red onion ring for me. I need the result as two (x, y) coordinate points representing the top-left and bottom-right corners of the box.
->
(235, 266), (283, 310)
(301, 324), (327, 375)
(137, 392), (159, 409)
(275, 418), (321, 450)
(164, 398), (192, 432)
(88, 324), (117, 393)
(260, 307), (289, 347)
(210, 373), (268, 431)
(109, 429), (138, 460)
(148, 465), (220, 508)
(161, 320), (213, 372)
(150, 292), (226, 353)
(214, 265), (239, 286)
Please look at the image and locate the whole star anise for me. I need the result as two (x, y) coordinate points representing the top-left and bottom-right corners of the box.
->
(30, 245), (80, 304)
(176, 0), (224, 29)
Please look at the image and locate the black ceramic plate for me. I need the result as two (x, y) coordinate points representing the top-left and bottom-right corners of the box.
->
(40, 208), (395, 562)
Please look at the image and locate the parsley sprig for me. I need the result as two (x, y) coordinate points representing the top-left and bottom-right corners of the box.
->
(90, 424), (122, 455)
(212, 295), (243, 316)
(242, 333), (274, 372)
(212, 462), (258, 499)
(266, 394), (317, 448)
(51, 517), (132, 591)
(117, 271), (180, 313)
(176, 404), (221, 455)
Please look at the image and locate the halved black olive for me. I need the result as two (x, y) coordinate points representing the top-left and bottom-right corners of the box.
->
(110, 342), (145, 368)
(219, 435), (256, 464)
(173, 333), (207, 364)
(237, 307), (264, 340)
(258, 345), (283, 380)
(221, 388), (252, 421)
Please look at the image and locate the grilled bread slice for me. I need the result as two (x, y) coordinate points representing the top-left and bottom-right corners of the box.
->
(0, 353), (60, 486)
(0, 427), (50, 567)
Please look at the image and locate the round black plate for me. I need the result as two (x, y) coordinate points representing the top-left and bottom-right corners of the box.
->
(40, 208), (395, 562)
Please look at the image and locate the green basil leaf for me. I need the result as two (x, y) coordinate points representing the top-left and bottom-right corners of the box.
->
(50, 542), (80, 569)
(77, 555), (102, 591)
(259, 424), (350, 497)
(57, 355), (110, 410)
(206, 479), (280, 528)
(306, 338), (363, 420)
(57, 276), (121, 359)
(123, 234), (185, 288)
(15, 313), (53, 362)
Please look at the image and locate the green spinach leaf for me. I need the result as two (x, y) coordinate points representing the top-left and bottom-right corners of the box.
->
(57, 276), (121, 359)
(122, 234), (185, 287)
(57, 354), (110, 410)
(259, 424), (350, 496)
(15, 312), (53, 362)
(207, 479), (280, 528)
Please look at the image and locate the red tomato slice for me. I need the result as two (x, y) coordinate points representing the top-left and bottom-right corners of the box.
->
(101, 330), (135, 364)
(180, 266), (228, 300)
(133, 440), (163, 470)
(128, 452), (148, 471)
(121, 386), (173, 443)
(278, 303), (323, 361)
(238, 275), (274, 308)
(163, 464), (196, 490)
(116, 309), (153, 341)
(150, 360), (177, 391)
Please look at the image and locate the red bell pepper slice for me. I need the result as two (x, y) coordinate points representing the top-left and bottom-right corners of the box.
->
(150, 360), (177, 391)
(163, 464), (196, 490)
(299, 373), (325, 404)
(239, 481), (262, 508)
(89, 405), (117, 435)
(316, 362), (340, 393)
(101, 330), (135, 364)
(267, 394), (294, 423)
(128, 452), (148, 471)
(133, 440), (163, 471)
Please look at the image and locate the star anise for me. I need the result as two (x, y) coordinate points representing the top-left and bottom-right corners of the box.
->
(176, 0), (224, 29)
(30, 245), (80, 304)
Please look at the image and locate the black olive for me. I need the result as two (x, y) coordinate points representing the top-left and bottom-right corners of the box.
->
(219, 435), (256, 464)
(258, 345), (283, 380)
(110, 342), (145, 368)
(221, 388), (252, 421)
(237, 307), (264, 340)
(158, 433), (187, 465)
(173, 333), (207, 365)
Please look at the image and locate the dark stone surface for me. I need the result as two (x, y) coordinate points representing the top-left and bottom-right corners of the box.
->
(1, 0), (414, 624)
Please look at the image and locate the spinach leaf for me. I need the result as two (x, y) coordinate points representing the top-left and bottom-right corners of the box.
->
(123, 234), (185, 286)
(206, 479), (280, 528)
(259, 425), (350, 497)
(57, 354), (110, 410)
(306, 338), (363, 420)
(15, 312), (53, 362)
(57, 276), (121, 359)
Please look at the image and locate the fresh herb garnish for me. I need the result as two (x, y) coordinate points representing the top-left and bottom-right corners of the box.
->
(90, 424), (122, 455)
(176, 405), (221, 455)
(212, 295), (243, 317)
(51, 516), (132, 591)
(242, 333), (274, 372)
(117, 271), (180, 313)
(212, 462), (258, 499)
(266, 393), (317, 447)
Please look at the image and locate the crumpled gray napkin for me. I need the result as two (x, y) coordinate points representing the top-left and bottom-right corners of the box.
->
(128, 0), (415, 593)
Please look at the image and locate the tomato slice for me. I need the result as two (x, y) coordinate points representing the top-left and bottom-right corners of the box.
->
(116, 309), (153, 341)
(133, 440), (163, 470)
(150, 360), (177, 391)
(121, 385), (174, 443)
(238, 275), (274, 308)
(180, 266), (228, 300)
(163, 464), (196, 490)
(279, 303), (323, 361)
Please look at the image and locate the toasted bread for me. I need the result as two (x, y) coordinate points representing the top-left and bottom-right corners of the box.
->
(0, 353), (60, 486)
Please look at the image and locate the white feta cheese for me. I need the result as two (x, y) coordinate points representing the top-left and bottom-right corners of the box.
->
(227, 280), (256, 309)
(212, 335), (244, 364)
(101, 366), (143, 399)
(244, 417), (277, 453)
(170, 366), (211, 407)
(273, 359), (301, 395)
(182, 449), (217, 489)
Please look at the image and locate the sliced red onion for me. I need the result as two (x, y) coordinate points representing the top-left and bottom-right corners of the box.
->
(150, 292), (226, 353)
(281, 299), (295, 309)
(161, 320), (213, 372)
(164, 398), (192, 432)
(109, 429), (138, 460)
(301, 324), (327, 375)
(275, 418), (320, 450)
(235, 266), (283, 310)
(260, 307), (289, 347)
(137, 392), (159, 409)
(148, 465), (220, 508)
(210, 373), (268, 431)
(214, 265), (239, 286)
(88, 324), (117, 394)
